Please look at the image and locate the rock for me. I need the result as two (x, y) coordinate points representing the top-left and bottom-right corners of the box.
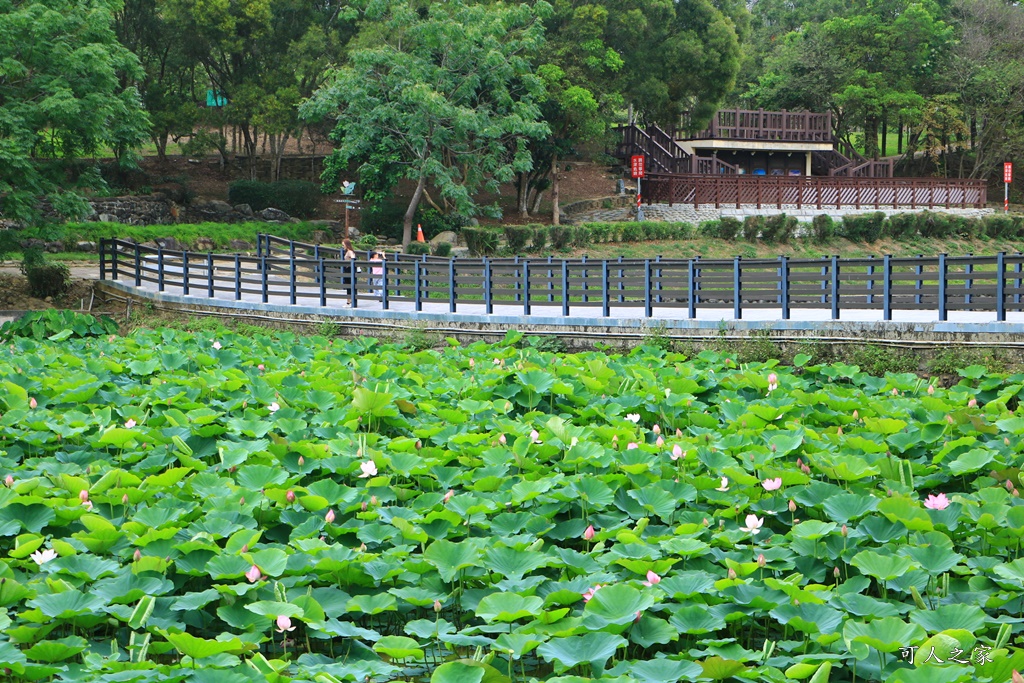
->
(76, 241), (97, 253)
(307, 219), (342, 232)
(194, 237), (215, 251)
(44, 296), (53, 303)
(259, 207), (290, 222)
(45, 241), (64, 253)
(288, 217), (302, 223)
(98, 213), (118, 223)
(229, 239), (253, 251)
(346, 226), (361, 239)
(154, 237), (184, 252)
(385, 238), (398, 245)
(431, 230), (458, 246)
(311, 231), (329, 245)
(233, 203), (254, 217)
(204, 200), (234, 214)
(20, 239), (45, 251)
(469, 218), (480, 226)
(450, 247), (471, 258)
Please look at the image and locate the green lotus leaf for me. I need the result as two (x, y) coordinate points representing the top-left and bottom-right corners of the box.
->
(821, 493), (879, 523)
(24, 635), (87, 663)
(161, 631), (254, 660)
(850, 549), (917, 581)
(430, 660), (509, 683)
(843, 617), (926, 653)
(373, 635), (424, 660)
(698, 656), (747, 680)
(476, 592), (545, 623)
(29, 590), (106, 619)
(876, 497), (934, 532)
(537, 632), (626, 675)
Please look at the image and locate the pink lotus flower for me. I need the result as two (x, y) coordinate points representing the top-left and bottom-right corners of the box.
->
(493, 358), (500, 365)
(924, 493), (950, 510)
(268, 402), (280, 413)
(635, 610), (643, 622)
(358, 460), (377, 478)
(468, 359), (475, 368)
(258, 364), (265, 371)
(583, 524), (595, 540)
(716, 477), (729, 492)
(762, 478), (783, 491)
(29, 397), (37, 409)
(122, 494), (129, 504)
(582, 584), (603, 603)
(756, 554), (766, 567)
(82, 500), (92, 510)
(652, 424), (661, 435)
(727, 568), (737, 579)
(286, 490), (296, 503)
(325, 509), (336, 524)
(134, 549), (142, 561)
(642, 570), (661, 586)
(125, 418), (136, 429)
(891, 388), (898, 396)
(370, 495), (377, 506)
(740, 514), (764, 535)
(499, 434), (506, 445)
(788, 499), (797, 512)
(968, 398), (977, 408)
(298, 456), (305, 466)
(276, 615), (295, 633)
(627, 442), (639, 450)
(4, 475), (12, 487)
(444, 489), (454, 503)
(530, 430), (540, 443)
(79, 490), (89, 503)
(212, 341), (222, 350)
(671, 444), (683, 460)
(246, 565), (262, 583)
(433, 599), (442, 613)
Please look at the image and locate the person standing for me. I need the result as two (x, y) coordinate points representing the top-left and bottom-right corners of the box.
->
(370, 251), (384, 298)
(342, 238), (356, 306)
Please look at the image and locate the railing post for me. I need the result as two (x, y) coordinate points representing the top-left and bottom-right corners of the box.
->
(319, 259), (328, 307)
(313, 245), (321, 284)
(111, 241), (119, 281)
(915, 255), (923, 305)
(581, 255), (589, 303)
(158, 247), (165, 292)
(181, 250), (189, 295)
(414, 260), (422, 312)
(235, 255), (242, 301)
(655, 255), (663, 303)
(208, 253), (215, 298)
(382, 259), (389, 310)
(644, 259), (653, 318)
(780, 256), (790, 319)
(883, 254), (892, 321)
(601, 260), (610, 317)
(965, 253), (973, 306)
(351, 258), (359, 309)
(938, 253), (947, 321)
(867, 255), (874, 304)
(734, 256), (742, 320)
(523, 261), (531, 315)
(617, 256), (624, 303)
(484, 258), (493, 314)
(289, 253), (297, 305)
(256, 233), (262, 259)
(1016, 252), (1022, 307)
(134, 242), (142, 287)
(261, 256), (268, 303)
(547, 256), (554, 303)
(100, 240), (106, 281)
(514, 256), (521, 302)
(561, 260), (570, 316)
(997, 252), (1006, 322)
(687, 258), (696, 319)
(449, 258), (456, 313)
(831, 255), (840, 320)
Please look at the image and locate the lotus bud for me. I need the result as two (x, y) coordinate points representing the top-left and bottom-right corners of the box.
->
(841, 524), (848, 537)
(852, 410), (859, 419)
(499, 434), (506, 445)
(719, 520), (725, 530)
(122, 494), (129, 504)
(415, 440), (422, 449)
(794, 599), (800, 606)
(750, 453), (755, 461)
(801, 464), (811, 474)
(258, 364), (265, 371)
(634, 610), (643, 622)
(242, 401), (247, 409)
(727, 568), (737, 579)
(653, 424), (661, 435)
(702, 518), (709, 526)
(469, 359), (475, 368)
(79, 490), (89, 502)
(4, 475), (12, 487)
(834, 567), (841, 578)
(1014, 489), (1020, 497)
(325, 509), (335, 524)
(134, 549), (141, 561)
(788, 499), (797, 512)
(370, 495), (378, 506)
(946, 414), (954, 424)
(298, 456), (305, 466)
(359, 543), (367, 552)
(433, 599), (442, 613)
(29, 397), (37, 409)
(246, 565), (262, 583)
(239, 497), (245, 505)
(837, 427), (843, 435)
(771, 443), (776, 452)
(361, 502), (367, 512)
(757, 554), (766, 567)
(796, 458), (803, 468)
(444, 490), (454, 503)
(671, 444), (683, 460)
(656, 436), (664, 447)
(242, 545), (248, 553)
(768, 372), (778, 385)
(583, 525), (595, 541)
(1008, 480), (1016, 492)
(1006, 438), (1011, 446)
(676, 428), (683, 437)
(612, 435), (618, 444)
(927, 385), (935, 395)
(286, 490), (296, 503)
(1011, 670), (1024, 683)
(968, 398), (978, 408)
(892, 388), (898, 396)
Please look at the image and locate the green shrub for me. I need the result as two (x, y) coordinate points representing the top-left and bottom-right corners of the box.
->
(354, 234), (378, 251)
(462, 227), (499, 256)
(620, 223), (644, 242)
(669, 222), (696, 239)
(504, 225), (532, 253)
(982, 214), (1018, 238)
(572, 225), (592, 247)
(840, 212), (886, 242)
(432, 242), (452, 257)
(405, 241), (431, 256)
(811, 214), (835, 243)
(742, 216), (764, 242)
(22, 249), (71, 298)
(227, 179), (322, 218)
(916, 211), (954, 238)
(849, 344), (919, 375)
(0, 309), (119, 342)
(549, 226), (573, 250)
(717, 217), (742, 240)
(531, 226), (548, 251)
(885, 213), (917, 240)
(761, 214), (797, 244)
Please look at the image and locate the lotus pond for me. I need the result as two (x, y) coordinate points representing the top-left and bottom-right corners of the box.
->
(0, 329), (1023, 683)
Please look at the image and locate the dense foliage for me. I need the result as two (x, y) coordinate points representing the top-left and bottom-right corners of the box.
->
(1, 330), (1024, 681)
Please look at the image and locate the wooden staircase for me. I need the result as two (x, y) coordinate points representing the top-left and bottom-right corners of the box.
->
(615, 123), (738, 175)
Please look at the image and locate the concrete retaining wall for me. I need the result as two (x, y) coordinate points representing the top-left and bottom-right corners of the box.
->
(643, 203), (994, 224)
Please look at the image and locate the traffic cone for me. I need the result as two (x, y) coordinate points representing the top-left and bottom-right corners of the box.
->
(416, 224), (426, 242)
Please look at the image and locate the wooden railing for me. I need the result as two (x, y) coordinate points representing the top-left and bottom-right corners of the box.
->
(643, 174), (988, 210)
(614, 124), (738, 175)
(100, 237), (1024, 322)
(680, 109), (833, 143)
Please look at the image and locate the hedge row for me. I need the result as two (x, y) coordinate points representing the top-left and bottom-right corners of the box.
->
(463, 222), (698, 255)
(227, 180), (323, 218)
(11, 222), (326, 252)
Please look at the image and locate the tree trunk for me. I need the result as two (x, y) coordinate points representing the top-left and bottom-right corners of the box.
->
(864, 116), (879, 159)
(517, 173), (529, 218)
(403, 174), (427, 248)
(551, 154), (560, 226)
(531, 190), (545, 214)
(897, 118), (903, 155)
(154, 133), (168, 162)
(881, 110), (888, 158)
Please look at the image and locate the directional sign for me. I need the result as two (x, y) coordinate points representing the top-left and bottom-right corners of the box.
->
(630, 155), (645, 179)
(1005, 162), (1013, 184)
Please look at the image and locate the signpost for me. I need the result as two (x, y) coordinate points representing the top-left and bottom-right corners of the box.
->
(336, 181), (358, 239)
(631, 155), (645, 221)
(1005, 162), (1013, 213)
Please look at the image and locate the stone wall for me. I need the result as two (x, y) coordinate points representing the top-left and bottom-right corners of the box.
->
(642, 203), (995, 224)
(87, 197), (176, 225)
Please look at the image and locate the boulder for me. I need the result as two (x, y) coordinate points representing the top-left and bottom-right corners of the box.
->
(76, 241), (97, 253)
(20, 239), (45, 250)
(307, 219), (343, 233)
(45, 241), (64, 253)
(229, 239), (253, 251)
(259, 207), (290, 222)
(97, 213), (118, 223)
(288, 217), (302, 223)
(233, 203), (254, 217)
(194, 237), (216, 251)
(385, 238), (398, 245)
(431, 230), (458, 246)
(346, 226), (361, 239)
(311, 231), (329, 245)
(204, 200), (234, 215)
(153, 237), (185, 252)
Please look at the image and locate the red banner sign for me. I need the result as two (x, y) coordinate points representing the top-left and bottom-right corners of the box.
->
(630, 155), (645, 179)
(1005, 162), (1013, 184)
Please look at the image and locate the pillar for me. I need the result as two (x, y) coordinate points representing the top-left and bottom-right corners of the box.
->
(805, 152), (812, 176)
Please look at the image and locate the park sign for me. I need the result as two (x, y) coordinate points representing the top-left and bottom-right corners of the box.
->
(630, 155), (645, 179)
(1005, 162), (1013, 184)
(1005, 162), (1013, 213)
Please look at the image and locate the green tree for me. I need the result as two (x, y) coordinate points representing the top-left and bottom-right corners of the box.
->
(0, 0), (149, 228)
(302, 0), (550, 247)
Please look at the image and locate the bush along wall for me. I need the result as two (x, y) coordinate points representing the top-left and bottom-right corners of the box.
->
(227, 180), (323, 218)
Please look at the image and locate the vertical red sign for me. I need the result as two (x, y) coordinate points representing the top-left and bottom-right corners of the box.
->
(630, 155), (645, 179)
(1005, 162), (1013, 184)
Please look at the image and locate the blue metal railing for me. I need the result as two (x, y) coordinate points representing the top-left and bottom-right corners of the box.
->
(98, 236), (1024, 322)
